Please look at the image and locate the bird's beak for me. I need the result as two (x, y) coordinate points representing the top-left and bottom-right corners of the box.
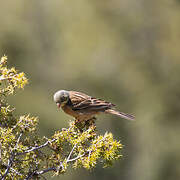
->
(56, 103), (61, 108)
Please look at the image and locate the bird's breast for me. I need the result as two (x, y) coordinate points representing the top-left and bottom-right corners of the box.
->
(61, 104), (97, 121)
(61, 105), (79, 118)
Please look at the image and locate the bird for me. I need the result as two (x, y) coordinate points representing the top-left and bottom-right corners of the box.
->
(53, 90), (135, 122)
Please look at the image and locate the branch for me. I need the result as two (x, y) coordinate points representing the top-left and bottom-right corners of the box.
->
(25, 172), (36, 180)
(9, 167), (23, 176)
(67, 153), (85, 163)
(16, 139), (55, 156)
(24, 165), (60, 179)
(1, 133), (23, 179)
(15, 133), (23, 148)
(2, 137), (84, 179)
(35, 167), (56, 176)
(0, 76), (11, 81)
(25, 151), (86, 179)
(0, 76), (23, 82)
(1, 154), (15, 180)
(67, 143), (77, 161)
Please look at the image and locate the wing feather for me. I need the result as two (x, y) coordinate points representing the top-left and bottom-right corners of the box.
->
(69, 91), (115, 112)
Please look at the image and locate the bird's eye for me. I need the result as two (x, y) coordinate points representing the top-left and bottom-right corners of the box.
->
(60, 96), (68, 102)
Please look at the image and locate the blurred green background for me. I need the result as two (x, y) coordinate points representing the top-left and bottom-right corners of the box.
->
(1, 0), (180, 179)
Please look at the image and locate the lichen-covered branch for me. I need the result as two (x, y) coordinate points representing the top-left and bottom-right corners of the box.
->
(0, 56), (123, 179)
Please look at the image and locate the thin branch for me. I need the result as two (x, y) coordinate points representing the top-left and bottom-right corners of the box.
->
(35, 167), (56, 175)
(16, 139), (55, 156)
(88, 150), (92, 161)
(67, 143), (77, 161)
(25, 167), (57, 179)
(12, 119), (23, 131)
(25, 152), (86, 179)
(15, 133), (23, 148)
(1, 155), (14, 180)
(1, 163), (23, 177)
(25, 172), (36, 180)
(10, 167), (23, 176)
(0, 76), (23, 81)
(0, 76), (11, 81)
(25, 164), (39, 180)
(67, 153), (85, 163)
(1, 133), (23, 179)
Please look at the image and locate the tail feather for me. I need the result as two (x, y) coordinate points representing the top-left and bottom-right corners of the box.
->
(105, 109), (135, 121)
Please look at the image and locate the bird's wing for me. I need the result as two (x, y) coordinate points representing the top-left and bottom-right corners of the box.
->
(69, 91), (115, 112)
(69, 91), (91, 105)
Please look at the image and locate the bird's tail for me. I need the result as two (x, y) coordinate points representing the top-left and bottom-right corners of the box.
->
(105, 109), (135, 121)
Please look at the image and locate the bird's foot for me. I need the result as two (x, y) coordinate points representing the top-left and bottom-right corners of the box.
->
(85, 117), (96, 126)
(74, 117), (96, 132)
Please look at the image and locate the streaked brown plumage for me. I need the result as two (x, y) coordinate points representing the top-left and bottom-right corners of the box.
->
(53, 90), (135, 122)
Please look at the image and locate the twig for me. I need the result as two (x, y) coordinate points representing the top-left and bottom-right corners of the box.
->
(0, 76), (12, 81)
(24, 152), (86, 179)
(15, 133), (23, 148)
(10, 167), (23, 176)
(1, 154), (14, 180)
(67, 143), (77, 161)
(36, 167), (56, 175)
(25, 164), (39, 180)
(0, 76), (23, 81)
(88, 150), (92, 161)
(25, 171), (36, 180)
(67, 153), (85, 162)
(12, 119), (23, 131)
(16, 139), (55, 156)
(1, 133), (23, 179)
(25, 167), (57, 179)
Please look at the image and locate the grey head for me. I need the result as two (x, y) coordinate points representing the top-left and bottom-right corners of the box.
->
(53, 90), (70, 108)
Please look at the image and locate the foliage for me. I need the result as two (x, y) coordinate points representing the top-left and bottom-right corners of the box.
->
(0, 56), (122, 179)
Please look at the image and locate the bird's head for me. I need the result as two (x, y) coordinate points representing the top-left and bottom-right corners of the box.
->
(53, 90), (70, 108)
